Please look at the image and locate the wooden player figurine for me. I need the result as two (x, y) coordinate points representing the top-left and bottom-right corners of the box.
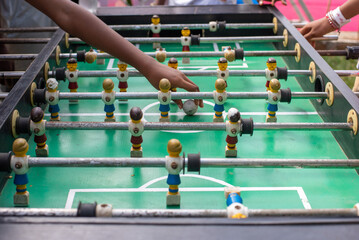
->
(168, 58), (178, 93)
(102, 78), (116, 122)
(116, 60), (129, 97)
(224, 46), (235, 62)
(266, 79), (281, 123)
(217, 58), (229, 84)
(166, 139), (183, 206)
(158, 78), (171, 122)
(224, 186), (248, 219)
(46, 78), (60, 121)
(265, 58), (278, 91)
(225, 108), (241, 157)
(128, 107), (144, 157)
(213, 78), (227, 122)
(151, 15), (161, 49)
(85, 48), (97, 64)
(11, 138), (30, 206)
(352, 58), (359, 92)
(181, 27), (191, 64)
(65, 58), (79, 103)
(30, 107), (49, 157)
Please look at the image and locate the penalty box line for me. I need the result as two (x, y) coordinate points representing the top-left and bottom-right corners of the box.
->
(65, 174), (311, 210)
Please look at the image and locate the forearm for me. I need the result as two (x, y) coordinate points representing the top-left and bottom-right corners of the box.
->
(26, 0), (155, 75)
(340, 0), (359, 19)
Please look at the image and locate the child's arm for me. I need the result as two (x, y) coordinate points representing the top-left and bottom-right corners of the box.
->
(300, 0), (359, 42)
(26, 0), (203, 108)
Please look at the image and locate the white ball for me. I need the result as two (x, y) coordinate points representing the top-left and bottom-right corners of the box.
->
(183, 99), (198, 116)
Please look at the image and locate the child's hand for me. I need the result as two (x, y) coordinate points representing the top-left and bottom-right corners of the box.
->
(258, 0), (287, 6)
(300, 17), (334, 44)
(143, 61), (204, 109)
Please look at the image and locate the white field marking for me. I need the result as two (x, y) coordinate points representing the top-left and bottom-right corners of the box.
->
(64, 174), (310, 209)
(213, 43), (219, 52)
(45, 111), (318, 118)
(135, 44), (140, 49)
(107, 58), (115, 70)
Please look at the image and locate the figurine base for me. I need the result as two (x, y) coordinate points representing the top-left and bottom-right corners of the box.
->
(213, 116), (224, 122)
(159, 117), (170, 122)
(105, 118), (116, 122)
(224, 186), (241, 199)
(225, 146), (237, 157)
(131, 148), (143, 157)
(182, 58), (190, 64)
(36, 145), (49, 157)
(96, 59), (105, 65)
(153, 43), (161, 49)
(266, 115), (277, 123)
(50, 117), (61, 121)
(166, 192), (180, 206)
(14, 192), (29, 207)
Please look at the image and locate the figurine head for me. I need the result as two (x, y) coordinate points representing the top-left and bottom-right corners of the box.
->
(217, 57), (228, 71)
(12, 138), (29, 157)
(46, 78), (58, 92)
(215, 78), (226, 92)
(66, 58), (78, 71)
(85, 48), (97, 64)
(103, 78), (114, 92)
(167, 139), (182, 157)
(117, 60), (128, 71)
(130, 107), (143, 122)
(266, 58), (277, 71)
(181, 27), (190, 37)
(168, 58), (178, 69)
(30, 107), (44, 123)
(269, 79), (280, 92)
(151, 15), (160, 25)
(159, 78), (171, 92)
(227, 108), (241, 123)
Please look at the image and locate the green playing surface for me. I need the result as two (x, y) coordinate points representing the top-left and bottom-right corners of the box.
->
(1, 42), (359, 210)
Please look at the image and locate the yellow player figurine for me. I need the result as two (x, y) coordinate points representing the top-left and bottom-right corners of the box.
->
(225, 108), (241, 157)
(102, 78), (116, 122)
(151, 15), (161, 49)
(168, 58), (178, 93)
(66, 58), (79, 103)
(181, 27), (191, 64)
(128, 107), (144, 157)
(217, 58), (229, 84)
(266, 79), (281, 123)
(213, 78), (227, 122)
(166, 139), (183, 206)
(85, 48), (97, 63)
(224, 186), (248, 219)
(158, 78), (171, 122)
(352, 58), (359, 92)
(116, 60), (129, 99)
(45, 78), (60, 121)
(265, 58), (278, 91)
(30, 107), (49, 157)
(11, 138), (30, 206)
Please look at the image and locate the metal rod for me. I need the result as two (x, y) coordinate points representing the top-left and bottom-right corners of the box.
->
(0, 69), (358, 81)
(0, 208), (356, 218)
(44, 121), (352, 131)
(27, 157), (359, 168)
(0, 35), (337, 44)
(0, 49), (352, 61)
(0, 22), (307, 33)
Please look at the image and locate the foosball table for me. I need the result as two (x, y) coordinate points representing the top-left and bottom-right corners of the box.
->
(0, 4), (359, 239)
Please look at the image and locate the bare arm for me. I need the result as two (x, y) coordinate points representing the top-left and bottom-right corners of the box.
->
(300, 0), (359, 41)
(26, 0), (203, 108)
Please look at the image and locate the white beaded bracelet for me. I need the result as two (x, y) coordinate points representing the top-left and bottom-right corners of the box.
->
(331, 7), (351, 28)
